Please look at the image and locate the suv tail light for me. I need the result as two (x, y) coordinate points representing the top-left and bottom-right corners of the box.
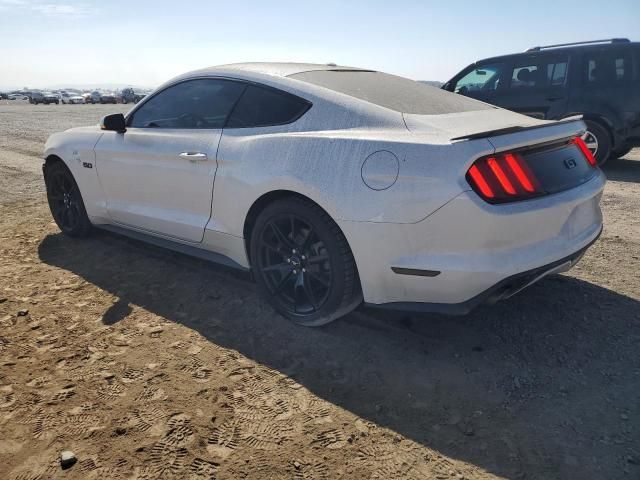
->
(466, 136), (598, 204)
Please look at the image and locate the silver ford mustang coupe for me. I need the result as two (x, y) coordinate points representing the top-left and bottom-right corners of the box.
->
(43, 63), (605, 326)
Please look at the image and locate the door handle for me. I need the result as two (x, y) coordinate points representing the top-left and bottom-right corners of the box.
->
(179, 152), (208, 162)
(546, 96), (564, 101)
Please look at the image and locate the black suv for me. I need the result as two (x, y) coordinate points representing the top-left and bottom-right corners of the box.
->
(443, 39), (640, 164)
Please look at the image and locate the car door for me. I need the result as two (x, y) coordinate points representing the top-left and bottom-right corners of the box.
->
(492, 53), (570, 120)
(94, 78), (246, 243)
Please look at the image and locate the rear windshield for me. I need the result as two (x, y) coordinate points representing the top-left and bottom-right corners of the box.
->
(289, 70), (494, 115)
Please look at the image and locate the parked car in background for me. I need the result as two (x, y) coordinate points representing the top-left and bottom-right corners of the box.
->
(100, 93), (117, 104)
(443, 38), (640, 164)
(8, 93), (28, 100)
(68, 95), (85, 104)
(30, 92), (59, 104)
(59, 92), (72, 104)
(44, 93), (60, 104)
(84, 91), (102, 104)
(0, 93), (8, 100)
(43, 62), (604, 326)
(120, 87), (146, 104)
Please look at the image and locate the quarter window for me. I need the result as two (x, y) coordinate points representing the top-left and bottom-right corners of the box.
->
(225, 85), (310, 128)
(129, 79), (245, 129)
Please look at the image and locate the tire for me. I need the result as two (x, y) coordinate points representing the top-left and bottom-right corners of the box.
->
(582, 120), (611, 166)
(45, 161), (92, 237)
(250, 196), (362, 326)
(612, 146), (632, 159)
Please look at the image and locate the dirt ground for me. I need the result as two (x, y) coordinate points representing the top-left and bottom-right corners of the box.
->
(0, 102), (638, 480)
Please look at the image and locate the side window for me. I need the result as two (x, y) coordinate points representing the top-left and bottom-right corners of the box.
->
(509, 57), (568, 89)
(129, 79), (245, 129)
(225, 85), (310, 128)
(453, 63), (506, 94)
(584, 50), (632, 84)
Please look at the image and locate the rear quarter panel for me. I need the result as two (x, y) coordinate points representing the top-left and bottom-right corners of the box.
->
(211, 126), (496, 238)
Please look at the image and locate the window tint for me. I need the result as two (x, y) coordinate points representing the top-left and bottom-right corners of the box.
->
(508, 57), (568, 89)
(454, 63), (506, 94)
(291, 70), (493, 114)
(129, 79), (245, 129)
(225, 85), (310, 128)
(584, 50), (631, 83)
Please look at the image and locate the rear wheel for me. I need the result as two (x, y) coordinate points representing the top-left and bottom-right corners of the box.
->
(582, 120), (611, 166)
(45, 161), (92, 237)
(612, 146), (632, 159)
(250, 197), (362, 326)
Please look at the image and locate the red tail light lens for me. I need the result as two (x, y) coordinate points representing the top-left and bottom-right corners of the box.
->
(572, 136), (597, 167)
(466, 152), (543, 203)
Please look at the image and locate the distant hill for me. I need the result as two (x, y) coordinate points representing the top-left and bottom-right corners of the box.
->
(417, 80), (444, 88)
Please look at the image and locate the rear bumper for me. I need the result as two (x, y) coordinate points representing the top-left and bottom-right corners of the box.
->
(339, 170), (605, 310)
(367, 227), (600, 315)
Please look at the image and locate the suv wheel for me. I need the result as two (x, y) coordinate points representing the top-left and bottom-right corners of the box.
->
(582, 120), (611, 166)
(612, 146), (632, 159)
(250, 197), (362, 326)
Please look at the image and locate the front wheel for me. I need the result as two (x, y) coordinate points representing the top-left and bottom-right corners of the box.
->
(250, 197), (362, 326)
(45, 161), (92, 237)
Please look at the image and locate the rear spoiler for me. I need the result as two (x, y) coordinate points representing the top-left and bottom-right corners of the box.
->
(450, 115), (584, 141)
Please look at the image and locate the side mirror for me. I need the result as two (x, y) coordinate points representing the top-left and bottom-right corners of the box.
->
(101, 113), (126, 133)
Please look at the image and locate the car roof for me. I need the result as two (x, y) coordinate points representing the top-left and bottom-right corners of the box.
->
(475, 41), (640, 64)
(186, 62), (372, 78)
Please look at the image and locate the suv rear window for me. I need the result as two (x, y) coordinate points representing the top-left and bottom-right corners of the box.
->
(584, 49), (632, 83)
(290, 70), (493, 115)
(225, 85), (310, 128)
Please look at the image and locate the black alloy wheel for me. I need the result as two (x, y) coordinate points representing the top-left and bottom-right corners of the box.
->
(257, 214), (332, 315)
(250, 197), (361, 326)
(45, 162), (92, 237)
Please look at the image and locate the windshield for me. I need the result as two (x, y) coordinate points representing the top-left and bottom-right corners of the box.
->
(289, 70), (493, 115)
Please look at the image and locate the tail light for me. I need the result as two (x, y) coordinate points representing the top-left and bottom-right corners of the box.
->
(467, 136), (598, 204)
(466, 151), (543, 203)
(572, 136), (597, 166)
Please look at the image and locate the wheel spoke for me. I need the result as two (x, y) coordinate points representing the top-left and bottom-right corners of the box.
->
(61, 208), (71, 228)
(269, 222), (294, 250)
(301, 273), (318, 311)
(300, 226), (315, 250)
(293, 274), (305, 313)
(271, 270), (294, 296)
(261, 262), (293, 274)
(307, 270), (330, 288)
(305, 254), (329, 265)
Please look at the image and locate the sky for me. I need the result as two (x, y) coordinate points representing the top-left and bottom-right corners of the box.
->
(1, 0), (638, 90)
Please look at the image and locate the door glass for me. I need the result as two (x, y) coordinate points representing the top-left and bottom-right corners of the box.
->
(129, 79), (245, 129)
(453, 63), (506, 94)
(509, 57), (568, 89)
